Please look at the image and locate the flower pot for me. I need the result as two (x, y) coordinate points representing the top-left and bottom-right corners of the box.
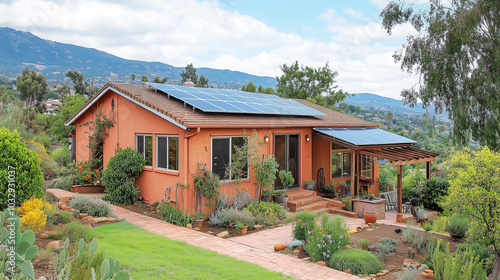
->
(238, 226), (248, 236)
(260, 196), (269, 202)
(194, 219), (203, 228)
(388, 184), (395, 191)
(150, 205), (157, 211)
(305, 182), (315, 191)
(361, 245), (368, 250)
(72, 184), (105, 193)
(364, 212), (378, 224)
(272, 195), (289, 208)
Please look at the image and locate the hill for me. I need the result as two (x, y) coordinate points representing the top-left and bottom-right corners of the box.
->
(0, 27), (276, 89)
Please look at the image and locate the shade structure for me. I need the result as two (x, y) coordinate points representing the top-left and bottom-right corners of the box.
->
(313, 127), (416, 146)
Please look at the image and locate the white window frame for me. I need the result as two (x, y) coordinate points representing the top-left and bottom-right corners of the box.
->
(136, 134), (153, 167)
(156, 135), (179, 172)
(211, 136), (249, 181)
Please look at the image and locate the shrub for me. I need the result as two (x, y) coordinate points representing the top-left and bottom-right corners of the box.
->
(0, 127), (44, 209)
(397, 264), (428, 280)
(157, 203), (192, 227)
(50, 222), (94, 242)
(244, 200), (287, 226)
(45, 209), (72, 225)
(101, 147), (145, 205)
(291, 211), (318, 241)
(430, 215), (448, 234)
(26, 140), (60, 180)
(416, 177), (450, 211)
(69, 196), (112, 218)
(220, 208), (255, 229)
(456, 242), (495, 275)
(51, 145), (69, 166)
(18, 196), (53, 215)
(304, 214), (349, 262)
(445, 214), (468, 237)
(20, 208), (46, 231)
(423, 222), (433, 232)
(432, 240), (487, 280)
(71, 160), (101, 185)
(328, 249), (382, 275)
(376, 238), (397, 261)
(54, 175), (74, 191)
(402, 169), (426, 203)
(361, 239), (370, 247)
(402, 227), (416, 244)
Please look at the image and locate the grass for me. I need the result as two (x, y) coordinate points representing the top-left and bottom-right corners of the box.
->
(93, 221), (296, 280)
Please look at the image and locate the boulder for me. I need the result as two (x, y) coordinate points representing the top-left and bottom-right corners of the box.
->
(403, 259), (421, 267)
(422, 270), (434, 279)
(92, 217), (108, 223)
(107, 217), (117, 222)
(46, 241), (59, 250)
(186, 223), (192, 229)
(217, 231), (229, 238)
(316, 261), (327, 266)
(253, 225), (264, 230)
(39, 233), (48, 239)
(79, 213), (89, 218)
(274, 244), (287, 251)
(60, 197), (72, 204)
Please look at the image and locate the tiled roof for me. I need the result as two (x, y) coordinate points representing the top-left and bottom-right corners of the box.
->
(67, 83), (376, 129)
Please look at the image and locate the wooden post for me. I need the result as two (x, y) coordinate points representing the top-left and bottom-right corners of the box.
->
(426, 162), (431, 179)
(350, 150), (356, 199)
(397, 165), (402, 213)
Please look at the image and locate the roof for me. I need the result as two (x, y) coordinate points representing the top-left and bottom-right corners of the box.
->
(359, 147), (439, 166)
(66, 83), (375, 129)
(313, 127), (416, 147)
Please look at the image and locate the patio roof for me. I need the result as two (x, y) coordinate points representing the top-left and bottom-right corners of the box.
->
(313, 127), (416, 147)
(358, 146), (440, 166)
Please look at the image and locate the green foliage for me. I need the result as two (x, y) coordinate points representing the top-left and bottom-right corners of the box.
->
(51, 145), (70, 166)
(381, 0), (500, 149)
(376, 238), (397, 261)
(456, 242), (495, 275)
(45, 209), (72, 226)
(81, 107), (114, 160)
(328, 249), (382, 275)
(101, 147), (145, 205)
(361, 239), (370, 247)
(276, 61), (350, 108)
(194, 170), (221, 207)
(342, 197), (352, 211)
(50, 222), (94, 243)
(416, 177), (450, 211)
(304, 213), (349, 262)
(220, 209), (255, 229)
(180, 63), (198, 85)
(244, 201), (287, 226)
(54, 175), (74, 191)
(402, 225), (416, 244)
(423, 222), (433, 232)
(397, 264), (428, 280)
(445, 214), (469, 237)
(241, 81), (257, 92)
(432, 240), (487, 280)
(196, 75), (209, 88)
(429, 215), (448, 234)
(378, 163), (396, 192)
(17, 67), (48, 111)
(0, 128), (43, 209)
(157, 203), (193, 227)
(402, 169), (426, 203)
(153, 76), (167, 83)
(278, 170), (294, 190)
(26, 139), (60, 180)
(71, 160), (101, 185)
(291, 211), (318, 241)
(48, 95), (87, 141)
(66, 69), (95, 97)
(70, 197), (112, 218)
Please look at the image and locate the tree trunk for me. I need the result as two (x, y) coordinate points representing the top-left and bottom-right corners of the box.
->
(492, 252), (500, 280)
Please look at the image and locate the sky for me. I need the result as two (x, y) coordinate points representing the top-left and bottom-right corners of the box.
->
(0, 0), (423, 100)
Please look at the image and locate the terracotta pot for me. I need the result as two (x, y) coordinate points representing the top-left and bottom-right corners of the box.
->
(364, 212), (378, 224)
(72, 184), (105, 193)
(361, 245), (368, 250)
(194, 219), (203, 228)
(272, 195), (289, 208)
(150, 205), (157, 211)
(238, 226), (248, 235)
(229, 223), (236, 234)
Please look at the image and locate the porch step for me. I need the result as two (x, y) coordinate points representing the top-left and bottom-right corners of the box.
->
(330, 207), (360, 218)
(286, 189), (317, 200)
(287, 195), (324, 212)
(293, 200), (332, 212)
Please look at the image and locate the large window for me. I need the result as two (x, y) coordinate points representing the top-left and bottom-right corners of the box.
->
(136, 135), (152, 166)
(157, 136), (178, 171)
(212, 137), (247, 180)
(360, 154), (373, 179)
(331, 143), (351, 178)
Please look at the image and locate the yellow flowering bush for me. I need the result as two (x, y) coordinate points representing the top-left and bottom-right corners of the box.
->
(18, 196), (53, 216)
(21, 208), (47, 231)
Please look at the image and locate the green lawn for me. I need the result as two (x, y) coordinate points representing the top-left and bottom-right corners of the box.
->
(93, 221), (296, 280)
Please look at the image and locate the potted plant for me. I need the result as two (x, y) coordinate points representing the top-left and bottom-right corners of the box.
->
(364, 212), (378, 224)
(150, 201), (159, 211)
(261, 189), (273, 202)
(368, 193), (375, 201)
(341, 197), (352, 211)
(272, 190), (288, 207)
(193, 212), (206, 228)
(361, 239), (370, 250)
(234, 222), (248, 236)
(272, 170), (294, 207)
(304, 179), (315, 191)
(445, 214), (468, 240)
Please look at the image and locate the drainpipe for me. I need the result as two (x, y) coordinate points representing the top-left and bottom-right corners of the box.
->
(183, 127), (201, 212)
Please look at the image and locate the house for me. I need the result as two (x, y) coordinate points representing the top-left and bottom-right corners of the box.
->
(43, 99), (63, 115)
(65, 82), (438, 220)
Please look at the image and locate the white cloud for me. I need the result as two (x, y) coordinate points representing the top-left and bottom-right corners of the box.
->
(343, 8), (363, 19)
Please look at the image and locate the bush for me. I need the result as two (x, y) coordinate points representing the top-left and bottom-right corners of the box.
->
(220, 208), (255, 229)
(304, 214), (349, 261)
(69, 196), (112, 218)
(445, 214), (468, 237)
(26, 140), (59, 180)
(244, 201), (287, 226)
(328, 249), (382, 275)
(402, 169), (426, 203)
(432, 240), (487, 280)
(291, 211), (318, 241)
(20, 208), (46, 231)
(18, 196), (53, 215)
(49, 222), (94, 242)
(157, 203), (192, 227)
(101, 147), (145, 205)
(0, 127), (44, 209)
(51, 145), (69, 167)
(416, 177), (450, 211)
(376, 238), (397, 261)
(456, 242), (495, 275)
(430, 215), (448, 234)
(45, 209), (72, 225)
(54, 175), (74, 191)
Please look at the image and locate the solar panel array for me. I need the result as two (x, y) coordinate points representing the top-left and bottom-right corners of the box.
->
(314, 128), (416, 146)
(146, 83), (325, 116)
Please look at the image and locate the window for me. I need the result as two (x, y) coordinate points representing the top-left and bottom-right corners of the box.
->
(212, 137), (247, 180)
(136, 135), (152, 166)
(157, 136), (178, 171)
(360, 154), (373, 178)
(331, 143), (351, 178)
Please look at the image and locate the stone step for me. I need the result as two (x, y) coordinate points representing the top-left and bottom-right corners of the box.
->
(287, 196), (324, 212)
(286, 189), (317, 201)
(330, 207), (360, 218)
(294, 200), (332, 212)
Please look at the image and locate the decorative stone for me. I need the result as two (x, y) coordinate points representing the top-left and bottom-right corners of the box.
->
(186, 223), (192, 229)
(348, 228), (357, 234)
(92, 217), (108, 223)
(79, 213), (89, 218)
(107, 217), (117, 222)
(82, 216), (94, 221)
(293, 250), (300, 255)
(303, 257), (311, 261)
(217, 231), (229, 238)
(316, 261), (327, 266)
(44, 230), (57, 234)
(344, 269), (351, 274)
(39, 233), (48, 239)
(274, 244), (287, 251)
(344, 245), (352, 249)
(193, 227), (200, 231)
(253, 225), (264, 230)
(60, 205), (72, 211)
(376, 272), (385, 277)
(207, 231), (215, 235)
(57, 223), (64, 227)
(422, 269), (434, 278)
(381, 270), (390, 275)
(403, 259), (420, 267)
(357, 226), (364, 231)
(287, 240), (303, 249)
(366, 228), (374, 232)
(60, 197), (72, 204)
(46, 241), (60, 250)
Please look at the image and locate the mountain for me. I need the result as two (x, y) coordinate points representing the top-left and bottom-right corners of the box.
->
(0, 27), (276, 88)
(346, 93), (448, 121)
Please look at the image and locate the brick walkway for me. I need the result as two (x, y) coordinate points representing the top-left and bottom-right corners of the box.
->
(47, 188), (366, 280)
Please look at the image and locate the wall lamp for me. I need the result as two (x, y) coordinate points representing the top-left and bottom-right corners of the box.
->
(264, 135), (269, 144)
(305, 134), (310, 142)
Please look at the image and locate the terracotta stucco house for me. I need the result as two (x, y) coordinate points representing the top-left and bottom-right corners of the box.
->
(66, 82), (438, 217)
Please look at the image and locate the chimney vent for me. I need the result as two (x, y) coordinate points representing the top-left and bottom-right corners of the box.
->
(183, 78), (194, 87)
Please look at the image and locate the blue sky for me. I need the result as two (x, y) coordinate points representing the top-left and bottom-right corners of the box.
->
(0, 0), (421, 99)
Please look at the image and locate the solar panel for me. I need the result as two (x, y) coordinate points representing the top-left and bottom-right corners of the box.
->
(313, 128), (416, 146)
(146, 83), (326, 116)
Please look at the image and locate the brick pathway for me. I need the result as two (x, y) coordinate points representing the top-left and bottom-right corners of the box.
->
(47, 188), (366, 280)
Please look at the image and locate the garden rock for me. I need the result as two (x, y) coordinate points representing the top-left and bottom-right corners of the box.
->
(217, 231), (229, 238)
(79, 213), (89, 218)
(107, 217), (117, 222)
(287, 240), (303, 249)
(46, 241), (60, 250)
(254, 225), (263, 230)
(207, 231), (214, 235)
(92, 217), (108, 223)
(316, 261), (327, 266)
(186, 223), (192, 229)
(344, 269), (351, 274)
(295, 246), (303, 253)
(274, 244), (287, 251)
(403, 259), (420, 267)
(39, 233), (48, 239)
(345, 245), (352, 249)
(60, 197), (72, 204)
(293, 250), (300, 255)
(193, 227), (200, 231)
(422, 269), (434, 278)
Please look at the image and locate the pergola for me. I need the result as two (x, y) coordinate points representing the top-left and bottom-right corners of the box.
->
(313, 128), (439, 214)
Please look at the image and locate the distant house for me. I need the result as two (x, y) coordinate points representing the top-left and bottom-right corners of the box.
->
(43, 99), (62, 115)
(66, 82), (438, 219)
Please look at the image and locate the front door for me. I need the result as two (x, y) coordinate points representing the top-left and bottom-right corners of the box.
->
(274, 134), (299, 189)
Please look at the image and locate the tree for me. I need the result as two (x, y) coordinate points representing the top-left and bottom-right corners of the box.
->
(48, 95), (87, 141)
(153, 76), (168, 83)
(66, 70), (89, 96)
(381, 0), (500, 150)
(196, 75), (209, 88)
(141, 76), (148, 83)
(442, 147), (500, 279)
(180, 63), (198, 85)
(257, 85), (263, 93)
(242, 81), (257, 92)
(131, 74), (136, 84)
(386, 111), (394, 128)
(57, 85), (71, 98)
(262, 87), (276, 95)
(16, 68), (48, 111)
(276, 61), (349, 108)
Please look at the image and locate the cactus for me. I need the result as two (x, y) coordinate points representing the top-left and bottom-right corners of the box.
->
(99, 257), (128, 280)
